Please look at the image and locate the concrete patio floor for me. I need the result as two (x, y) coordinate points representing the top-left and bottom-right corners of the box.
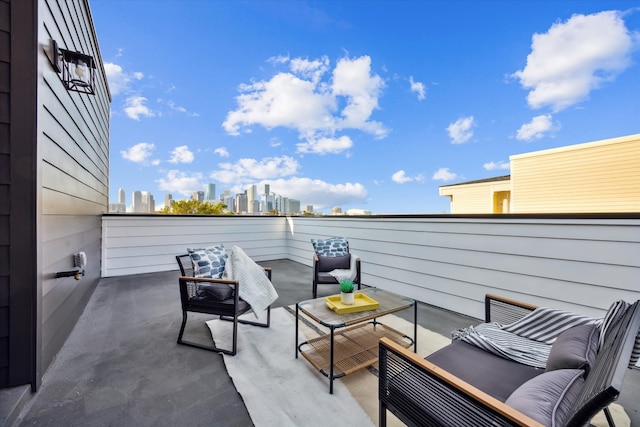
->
(2, 259), (639, 426)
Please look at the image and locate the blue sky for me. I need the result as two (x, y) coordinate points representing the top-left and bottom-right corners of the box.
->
(92, 1), (640, 214)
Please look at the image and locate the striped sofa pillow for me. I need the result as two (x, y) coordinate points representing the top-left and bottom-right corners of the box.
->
(502, 307), (598, 345)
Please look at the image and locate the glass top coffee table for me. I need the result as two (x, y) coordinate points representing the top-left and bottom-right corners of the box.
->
(295, 287), (416, 394)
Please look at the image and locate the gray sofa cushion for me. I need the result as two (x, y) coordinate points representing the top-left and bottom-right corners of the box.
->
(505, 368), (584, 427)
(318, 253), (351, 272)
(425, 340), (543, 402)
(546, 323), (599, 373)
(196, 283), (234, 301)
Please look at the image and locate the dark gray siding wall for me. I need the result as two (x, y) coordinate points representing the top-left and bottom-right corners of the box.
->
(35, 0), (109, 387)
(0, 0), (12, 388)
(2, 0), (38, 389)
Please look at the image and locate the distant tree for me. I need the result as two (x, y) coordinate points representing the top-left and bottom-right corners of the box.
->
(159, 200), (229, 215)
(267, 209), (280, 216)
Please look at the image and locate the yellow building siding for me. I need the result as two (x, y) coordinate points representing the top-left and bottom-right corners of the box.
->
(440, 179), (511, 213)
(510, 134), (640, 213)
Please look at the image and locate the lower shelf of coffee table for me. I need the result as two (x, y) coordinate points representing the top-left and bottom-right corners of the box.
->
(299, 322), (413, 377)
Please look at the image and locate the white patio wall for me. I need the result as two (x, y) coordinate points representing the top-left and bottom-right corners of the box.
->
(101, 215), (288, 276)
(102, 214), (640, 322)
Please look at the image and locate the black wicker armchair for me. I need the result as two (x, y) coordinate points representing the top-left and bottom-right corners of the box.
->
(311, 237), (361, 298)
(379, 295), (640, 427)
(176, 254), (271, 356)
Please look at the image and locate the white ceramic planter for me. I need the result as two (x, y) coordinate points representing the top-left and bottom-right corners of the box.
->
(341, 292), (354, 305)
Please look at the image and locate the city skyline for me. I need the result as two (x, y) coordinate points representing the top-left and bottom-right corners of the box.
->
(93, 1), (640, 214)
(111, 184), (307, 214)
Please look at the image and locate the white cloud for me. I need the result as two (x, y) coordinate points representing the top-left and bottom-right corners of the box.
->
(332, 56), (387, 136)
(156, 170), (204, 197)
(290, 56), (330, 84)
(104, 62), (143, 96)
(166, 100), (200, 117)
(222, 54), (388, 152)
(210, 156), (300, 184)
(120, 142), (156, 163)
(214, 147), (230, 157)
(296, 135), (353, 154)
(512, 11), (636, 111)
(268, 54), (290, 65)
(392, 170), (411, 184)
(516, 114), (558, 141)
(409, 76), (426, 100)
(168, 146), (194, 164)
(432, 167), (458, 182)
(446, 116), (475, 144)
(391, 170), (426, 184)
(124, 96), (155, 120)
(224, 72), (334, 135)
(270, 138), (282, 148)
(484, 161), (511, 171)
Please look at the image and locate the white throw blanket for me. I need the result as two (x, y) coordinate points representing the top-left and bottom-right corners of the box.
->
(223, 246), (278, 317)
(328, 253), (359, 283)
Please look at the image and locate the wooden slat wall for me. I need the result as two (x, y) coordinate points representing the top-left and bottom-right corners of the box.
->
(102, 215), (640, 322)
(37, 0), (110, 382)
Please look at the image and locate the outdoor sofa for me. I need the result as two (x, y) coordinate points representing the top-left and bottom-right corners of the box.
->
(379, 294), (640, 427)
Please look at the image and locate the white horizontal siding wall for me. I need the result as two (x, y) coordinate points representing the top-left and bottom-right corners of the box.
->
(286, 215), (640, 320)
(102, 214), (640, 322)
(102, 215), (288, 277)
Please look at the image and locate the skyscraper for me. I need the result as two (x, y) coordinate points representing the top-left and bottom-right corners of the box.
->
(249, 200), (260, 214)
(246, 184), (257, 213)
(192, 191), (204, 203)
(262, 184), (271, 213)
(275, 195), (288, 213)
(289, 199), (301, 214)
(205, 183), (216, 201)
(246, 184), (257, 202)
(223, 193), (234, 212)
(235, 193), (247, 214)
(109, 188), (126, 212)
(141, 191), (155, 213)
(132, 191), (142, 213)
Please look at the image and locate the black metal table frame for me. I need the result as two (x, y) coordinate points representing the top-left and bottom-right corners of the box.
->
(295, 291), (417, 394)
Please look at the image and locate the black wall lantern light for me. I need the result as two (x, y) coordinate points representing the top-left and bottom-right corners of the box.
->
(52, 40), (96, 95)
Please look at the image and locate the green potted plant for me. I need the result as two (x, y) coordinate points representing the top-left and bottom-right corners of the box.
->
(340, 280), (355, 305)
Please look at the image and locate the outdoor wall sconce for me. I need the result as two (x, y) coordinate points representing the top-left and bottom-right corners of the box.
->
(52, 40), (96, 95)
